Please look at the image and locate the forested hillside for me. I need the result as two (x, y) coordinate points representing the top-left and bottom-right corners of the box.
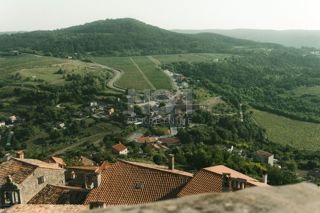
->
(163, 49), (320, 122)
(0, 18), (276, 57)
(174, 29), (320, 48)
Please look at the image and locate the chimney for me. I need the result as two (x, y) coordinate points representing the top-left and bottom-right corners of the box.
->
(94, 172), (102, 188)
(70, 171), (76, 180)
(16, 151), (24, 159)
(168, 154), (175, 170)
(6, 175), (13, 183)
(262, 170), (268, 184)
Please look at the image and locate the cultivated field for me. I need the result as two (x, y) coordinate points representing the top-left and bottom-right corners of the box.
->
(93, 53), (231, 91)
(93, 56), (172, 90)
(153, 53), (230, 64)
(0, 54), (108, 86)
(252, 109), (320, 151)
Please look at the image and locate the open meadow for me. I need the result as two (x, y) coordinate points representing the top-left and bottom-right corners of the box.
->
(252, 109), (320, 151)
(0, 54), (109, 86)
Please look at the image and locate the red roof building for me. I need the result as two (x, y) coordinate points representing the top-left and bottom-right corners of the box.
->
(178, 165), (267, 197)
(48, 156), (66, 168)
(112, 143), (128, 155)
(84, 160), (192, 207)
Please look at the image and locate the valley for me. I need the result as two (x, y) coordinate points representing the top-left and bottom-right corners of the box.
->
(0, 18), (320, 186)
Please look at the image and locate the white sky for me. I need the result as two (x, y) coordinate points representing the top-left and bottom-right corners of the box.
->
(1, 0), (320, 31)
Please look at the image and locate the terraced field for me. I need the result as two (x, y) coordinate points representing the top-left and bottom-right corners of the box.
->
(252, 109), (320, 151)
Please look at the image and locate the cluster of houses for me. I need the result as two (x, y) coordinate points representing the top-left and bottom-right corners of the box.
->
(126, 88), (207, 127)
(110, 135), (180, 156)
(0, 151), (268, 212)
(88, 101), (115, 119)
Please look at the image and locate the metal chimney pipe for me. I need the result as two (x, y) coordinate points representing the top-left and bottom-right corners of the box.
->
(168, 154), (175, 170)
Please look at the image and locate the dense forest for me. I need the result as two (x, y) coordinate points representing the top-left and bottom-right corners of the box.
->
(0, 18), (278, 57)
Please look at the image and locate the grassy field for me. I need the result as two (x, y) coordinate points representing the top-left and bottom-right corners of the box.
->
(290, 86), (320, 96)
(93, 56), (172, 90)
(153, 53), (230, 64)
(252, 109), (320, 151)
(93, 53), (231, 91)
(0, 54), (109, 86)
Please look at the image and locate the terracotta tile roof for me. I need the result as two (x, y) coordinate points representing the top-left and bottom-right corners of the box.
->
(112, 143), (127, 152)
(256, 150), (273, 157)
(16, 150), (24, 155)
(50, 156), (66, 166)
(0, 159), (37, 185)
(13, 158), (62, 170)
(178, 169), (228, 197)
(149, 144), (169, 150)
(80, 156), (97, 166)
(28, 184), (89, 205)
(178, 165), (266, 197)
(158, 137), (180, 144)
(204, 165), (267, 187)
(66, 166), (98, 171)
(2, 204), (88, 213)
(95, 162), (111, 174)
(136, 137), (158, 143)
(126, 161), (193, 177)
(84, 160), (192, 206)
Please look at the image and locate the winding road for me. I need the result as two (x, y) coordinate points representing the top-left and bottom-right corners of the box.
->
(94, 63), (126, 93)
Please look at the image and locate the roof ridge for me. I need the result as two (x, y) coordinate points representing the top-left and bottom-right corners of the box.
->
(119, 160), (193, 177)
(203, 165), (265, 186)
(12, 158), (62, 170)
(46, 184), (89, 191)
(11, 158), (39, 168)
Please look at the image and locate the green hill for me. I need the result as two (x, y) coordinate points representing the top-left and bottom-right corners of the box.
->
(174, 29), (320, 49)
(0, 18), (275, 57)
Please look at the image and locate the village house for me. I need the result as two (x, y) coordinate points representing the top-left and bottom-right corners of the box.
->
(147, 143), (169, 151)
(47, 156), (66, 168)
(79, 155), (97, 166)
(112, 143), (128, 155)
(84, 156), (192, 208)
(65, 162), (110, 189)
(27, 184), (89, 205)
(0, 152), (65, 208)
(8, 116), (17, 123)
(65, 165), (99, 189)
(136, 136), (158, 144)
(177, 165), (267, 197)
(254, 150), (274, 166)
(157, 137), (180, 147)
(107, 107), (115, 116)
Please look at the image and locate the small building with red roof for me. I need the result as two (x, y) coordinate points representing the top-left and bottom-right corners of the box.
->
(112, 143), (128, 155)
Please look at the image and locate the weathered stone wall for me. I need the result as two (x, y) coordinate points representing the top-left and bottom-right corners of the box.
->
(19, 168), (65, 204)
(87, 183), (320, 213)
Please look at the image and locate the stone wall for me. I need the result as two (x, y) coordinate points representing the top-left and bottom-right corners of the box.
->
(19, 168), (65, 204)
(87, 183), (319, 213)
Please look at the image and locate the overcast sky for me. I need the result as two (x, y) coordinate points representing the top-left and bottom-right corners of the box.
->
(1, 0), (320, 32)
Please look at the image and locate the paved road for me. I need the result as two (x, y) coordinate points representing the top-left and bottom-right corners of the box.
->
(94, 63), (126, 93)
